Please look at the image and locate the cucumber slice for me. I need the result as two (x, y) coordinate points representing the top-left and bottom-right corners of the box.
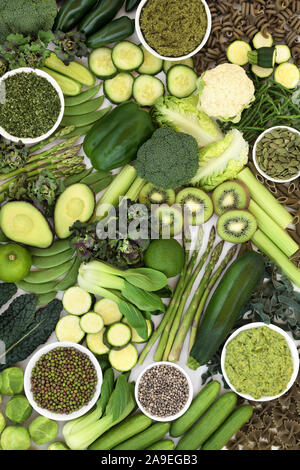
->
(104, 73), (134, 104)
(227, 41), (251, 66)
(253, 32), (273, 49)
(94, 298), (123, 325)
(138, 45), (163, 75)
(56, 315), (85, 343)
(62, 286), (92, 315)
(163, 58), (194, 74)
(122, 318), (153, 343)
(86, 328), (110, 355)
(133, 75), (164, 107)
(251, 65), (273, 78)
(275, 45), (292, 64)
(109, 344), (138, 372)
(89, 48), (117, 79)
(112, 41), (144, 72)
(80, 312), (104, 334)
(167, 65), (197, 98)
(104, 322), (132, 350)
(274, 63), (300, 89)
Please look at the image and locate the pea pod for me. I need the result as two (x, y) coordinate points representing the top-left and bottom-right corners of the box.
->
(86, 17), (135, 49)
(16, 280), (58, 295)
(61, 107), (112, 128)
(125, 0), (142, 11)
(64, 168), (93, 187)
(55, 257), (81, 292)
(24, 260), (74, 284)
(54, 0), (98, 32)
(90, 176), (113, 194)
(64, 96), (104, 116)
(29, 240), (71, 257)
(37, 291), (57, 306)
(32, 248), (75, 269)
(79, 0), (125, 36)
(80, 170), (111, 185)
(64, 84), (101, 107)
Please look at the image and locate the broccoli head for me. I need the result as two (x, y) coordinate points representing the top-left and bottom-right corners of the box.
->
(0, 0), (57, 44)
(135, 127), (199, 189)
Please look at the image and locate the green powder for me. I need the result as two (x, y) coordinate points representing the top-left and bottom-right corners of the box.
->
(224, 326), (294, 399)
(140, 0), (208, 58)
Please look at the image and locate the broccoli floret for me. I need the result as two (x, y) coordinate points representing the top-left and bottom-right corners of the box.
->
(0, 0), (57, 44)
(135, 127), (199, 189)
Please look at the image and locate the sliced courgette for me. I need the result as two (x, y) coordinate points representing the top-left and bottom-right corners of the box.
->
(109, 344), (138, 372)
(275, 45), (291, 64)
(227, 41), (251, 66)
(251, 65), (273, 78)
(80, 312), (104, 334)
(133, 75), (164, 107)
(138, 45), (163, 75)
(41, 67), (82, 96)
(253, 32), (273, 49)
(112, 41), (144, 72)
(104, 322), (132, 350)
(248, 47), (276, 68)
(122, 318), (153, 343)
(104, 72), (134, 104)
(94, 298), (123, 325)
(274, 63), (300, 89)
(44, 53), (95, 87)
(56, 315), (85, 343)
(163, 58), (194, 74)
(167, 65), (197, 98)
(62, 286), (92, 315)
(86, 328), (110, 355)
(89, 47), (117, 79)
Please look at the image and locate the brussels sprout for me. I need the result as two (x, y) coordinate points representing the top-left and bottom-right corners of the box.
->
(48, 441), (69, 450)
(0, 425), (31, 450)
(29, 416), (58, 445)
(0, 367), (24, 395)
(0, 411), (5, 434)
(5, 395), (32, 424)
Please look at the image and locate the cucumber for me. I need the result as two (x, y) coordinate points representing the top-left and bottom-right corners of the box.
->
(88, 414), (153, 450)
(16, 280), (58, 295)
(62, 286), (92, 315)
(274, 63), (300, 89)
(147, 440), (175, 451)
(24, 259), (73, 284)
(251, 65), (273, 78)
(227, 41), (251, 66)
(138, 45), (163, 75)
(248, 47), (276, 68)
(80, 312), (104, 334)
(253, 32), (273, 49)
(163, 58), (194, 74)
(56, 315), (85, 343)
(87, 328), (110, 355)
(60, 107), (111, 128)
(94, 298), (123, 325)
(167, 65), (198, 98)
(202, 405), (253, 450)
(29, 240), (71, 257)
(55, 257), (81, 292)
(89, 48), (117, 79)
(64, 84), (101, 107)
(64, 96), (104, 116)
(122, 318), (153, 343)
(104, 73), (134, 104)
(41, 67), (82, 96)
(37, 291), (57, 306)
(133, 75), (164, 107)
(176, 392), (238, 450)
(113, 422), (171, 450)
(112, 41), (144, 72)
(188, 251), (264, 369)
(32, 248), (75, 269)
(104, 322), (132, 350)
(108, 344), (138, 372)
(170, 381), (221, 438)
(275, 45), (291, 64)
(44, 53), (95, 87)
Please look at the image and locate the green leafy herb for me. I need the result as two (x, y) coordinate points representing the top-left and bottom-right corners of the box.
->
(0, 138), (30, 173)
(0, 32), (53, 70)
(27, 170), (65, 217)
(0, 282), (17, 309)
(53, 30), (88, 65)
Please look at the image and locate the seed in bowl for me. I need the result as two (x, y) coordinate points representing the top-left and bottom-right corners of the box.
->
(137, 364), (190, 418)
(31, 347), (97, 414)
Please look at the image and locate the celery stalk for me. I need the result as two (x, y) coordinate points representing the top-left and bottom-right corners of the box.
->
(237, 168), (293, 228)
(124, 176), (145, 201)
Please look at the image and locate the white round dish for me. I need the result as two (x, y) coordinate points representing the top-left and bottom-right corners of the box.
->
(135, 0), (212, 61)
(24, 342), (102, 421)
(135, 361), (193, 421)
(0, 67), (64, 145)
(253, 125), (300, 183)
(221, 322), (300, 402)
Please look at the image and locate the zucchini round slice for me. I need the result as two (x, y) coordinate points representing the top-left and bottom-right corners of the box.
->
(251, 65), (273, 78)
(80, 312), (104, 334)
(62, 286), (92, 315)
(275, 45), (291, 64)
(274, 63), (300, 89)
(112, 41), (144, 71)
(227, 41), (251, 66)
(94, 298), (123, 325)
(167, 65), (197, 98)
(123, 318), (153, 343)
(163, 58), (194, 74)
(133, 75), (164, 107)
(138, 45), (163, 75)
(89, 47), (117, 79)
(109, 344), (138, 372)
(253, 32), (273, 49)
(56, 315), (85, 343)
(86, 328), (110, 355)
(104, 322), (132, 350)
(104, 73), (134, 104)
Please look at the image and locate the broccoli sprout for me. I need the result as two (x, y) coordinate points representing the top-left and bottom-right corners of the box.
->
(48, 441), (69, 450)
(0, 367), (24, 395)
(29, 416), (58, 445)
(5, 395), (32, 424)
(0, 425), (31, 450)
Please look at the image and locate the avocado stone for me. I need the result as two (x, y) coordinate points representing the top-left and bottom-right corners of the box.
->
(217, 209), (257, 243)
(54, 183), (95, 239)
(144, 238), (184, 278)
(0, 201), (53, 248)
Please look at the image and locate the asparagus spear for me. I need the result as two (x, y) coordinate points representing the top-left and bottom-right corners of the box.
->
(29, 126), (76, 153)
(27, 136), (79, 162)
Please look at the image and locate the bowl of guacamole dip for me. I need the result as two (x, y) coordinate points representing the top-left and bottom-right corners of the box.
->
(221, 323), (299, 401)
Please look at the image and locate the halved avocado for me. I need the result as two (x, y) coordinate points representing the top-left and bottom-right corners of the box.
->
(0, 201), (53, 248)
(54, 183), (95, 239)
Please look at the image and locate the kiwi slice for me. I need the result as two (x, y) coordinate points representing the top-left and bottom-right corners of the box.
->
(217, 209), (257, 243)
(212, 180), (250, 216)
(153, 205), (183, 237)
(176, 188), (213, 225)
(139, 183), (176, 207)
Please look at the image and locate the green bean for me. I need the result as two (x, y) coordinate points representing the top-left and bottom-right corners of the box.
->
(29, 240), (71, 257)
(32, 248), (75, 269)
(64, 96), (104, 116)
(24, 259), (74, 284)
(64, 84), (101, 107)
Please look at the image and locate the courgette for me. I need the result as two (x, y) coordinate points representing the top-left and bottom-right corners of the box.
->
(104, 73), (134, 104)
(54, 0), (98, 32)
(104, 322), (132, 350)
(94, 298), (123, 325)
(44, 53), (95, 87)
(251, 65), (273, 78)
(187, 251), (264, 369)
(87, 328), (110, 355)
(80, 312), (104, 334)
(125, 0), (142, 11)
(108, 344), (138, 372)
(275, 45), (291, 64)
(62, 286), (92, 315)
(253, 32), (273, 49)
(56, 315), (85, 343)
(86, 17), (135, 49)
(274, 63), (300, 89)
(227, 41), (251, 66)
(113, 422), (171, 450)
(163, 58), (194, 74)
(248, 47), (276, 68)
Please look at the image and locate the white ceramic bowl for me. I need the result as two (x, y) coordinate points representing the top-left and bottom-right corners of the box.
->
(221, 322), (299, 402)
(0, 67), (64, 145)
(135, 0), (212, 61)
(253, 125), (300, 183)
(135, 361), (193, 421)
(24, 342), (102, 421)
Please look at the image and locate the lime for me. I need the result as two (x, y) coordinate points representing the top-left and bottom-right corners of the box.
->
(144, 239), (184, 278)
(0, 243), (32, 282)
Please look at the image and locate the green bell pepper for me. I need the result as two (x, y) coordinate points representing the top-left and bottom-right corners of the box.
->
(83, 102), (155, 171)
(54, 0), (98, 32)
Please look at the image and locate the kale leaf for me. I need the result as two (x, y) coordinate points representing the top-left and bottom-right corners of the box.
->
(0, 282), (17, 309)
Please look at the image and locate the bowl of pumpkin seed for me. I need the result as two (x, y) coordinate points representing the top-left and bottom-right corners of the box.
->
(253, 126), (300, 183)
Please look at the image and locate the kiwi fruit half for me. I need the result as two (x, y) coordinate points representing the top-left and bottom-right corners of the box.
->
(212, 180), (250, 216)
(153, 205), (183, 237)
(176, 188), (213, 225)
(139, 183), (176, 207)
(217, 209), (257, 243)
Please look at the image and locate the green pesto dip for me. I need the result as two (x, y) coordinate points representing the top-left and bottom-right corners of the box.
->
(224, 326), (294, 399)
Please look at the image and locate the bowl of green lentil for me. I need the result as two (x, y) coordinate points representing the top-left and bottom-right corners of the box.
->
(24, 342), (102, 421)
(253, 126), (300, 183)
(0, 67), (64, 145)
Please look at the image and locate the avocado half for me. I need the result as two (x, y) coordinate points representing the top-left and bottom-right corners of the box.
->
(54, 183), (95, 239)
(0, 201), (53, 248)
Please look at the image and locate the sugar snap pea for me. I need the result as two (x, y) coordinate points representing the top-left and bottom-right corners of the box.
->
(16, 280), (58, 295)
(37, 291), (57, 306)
(24, 259), (74, 284)
(80, 170), (111, 185)
(29, 240), (71, 257)
(32, 248), (75, 269)
(90, 176), (113, 194)
(64, 96), (104, 116)
(64, 84), (101, 107)
(60, 106), (112, 128)
(64, 168), (93, 187)
(55, 257), (81, 292)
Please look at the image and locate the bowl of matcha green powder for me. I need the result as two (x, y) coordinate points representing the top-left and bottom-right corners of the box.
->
(221, 323), (299, 401)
